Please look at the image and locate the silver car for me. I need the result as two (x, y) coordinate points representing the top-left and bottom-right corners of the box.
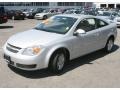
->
(34, 10), (57, 20)
(3, 14), (117, 73)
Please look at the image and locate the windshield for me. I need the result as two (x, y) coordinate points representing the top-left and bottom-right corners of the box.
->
(34, 16), (77, 34)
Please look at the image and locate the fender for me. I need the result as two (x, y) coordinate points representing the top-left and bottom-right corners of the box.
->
(44, 44), (70, 68)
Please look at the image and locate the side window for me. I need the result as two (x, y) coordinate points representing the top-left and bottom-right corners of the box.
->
(76, 18), (96, 32)
(96, 19), (108, 28)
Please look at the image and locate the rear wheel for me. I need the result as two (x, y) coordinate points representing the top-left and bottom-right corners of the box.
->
(49, 50), (66, 73)
(104, 37), (114, 52)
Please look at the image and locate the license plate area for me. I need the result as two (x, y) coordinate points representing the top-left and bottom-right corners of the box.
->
(4, 54), (14, 65)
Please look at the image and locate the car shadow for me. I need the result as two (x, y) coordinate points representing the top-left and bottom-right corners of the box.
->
(8, 44), (119, 79)
(0, 26), (14, 29)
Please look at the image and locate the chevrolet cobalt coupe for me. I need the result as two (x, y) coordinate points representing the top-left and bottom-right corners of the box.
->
(3, 14), (117, 73)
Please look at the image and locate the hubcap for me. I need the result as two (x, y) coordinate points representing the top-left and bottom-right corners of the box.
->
(57, 54), (65, 70)
(107, 39), (113, 51)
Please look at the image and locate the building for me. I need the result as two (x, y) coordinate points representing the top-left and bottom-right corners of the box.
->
(94, 2), (120, 9)
(0, 2), (93, 10)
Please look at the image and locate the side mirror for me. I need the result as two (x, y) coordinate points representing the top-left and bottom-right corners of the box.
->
(73, 29), (86, 36)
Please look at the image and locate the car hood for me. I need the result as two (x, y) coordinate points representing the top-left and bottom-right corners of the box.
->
(7, 29), (64, 48)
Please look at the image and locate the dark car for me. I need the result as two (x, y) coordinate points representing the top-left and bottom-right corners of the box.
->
(64, 9), (82, 14)
(7, 10), (26, 20)
(0, 7), (8, 24)
(80, 7), (98, 16)
(27, 8), (44, 19)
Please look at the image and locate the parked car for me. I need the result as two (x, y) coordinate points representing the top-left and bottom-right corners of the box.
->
(22, 9), (30, 17)
(64, 9), (82, 14)
(27, 8), (44, 19)
(7, 10), (26, 20)
(112, 12), (120, 27)
(3, 14), (117, 73)
(34, 9), (57, 20)
(0, 14), (8, 24)
(0, 7), (8, 24)
(81, 8), (98, 16)
(97, 11), (114, 22)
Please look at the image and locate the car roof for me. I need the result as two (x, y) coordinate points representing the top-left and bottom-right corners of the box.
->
(54, 14), (94, 19)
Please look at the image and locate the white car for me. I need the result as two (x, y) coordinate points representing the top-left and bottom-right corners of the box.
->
(3, 14), (117, 73)
(113, 17), (120, 27)
(113, 14), (120, 27)
(22, 11), (29, 17)
(34, 12), (57, 20)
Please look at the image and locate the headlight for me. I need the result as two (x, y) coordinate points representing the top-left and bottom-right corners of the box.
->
(22, 46), (41, 56)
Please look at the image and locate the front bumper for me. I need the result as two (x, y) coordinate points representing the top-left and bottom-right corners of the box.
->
(3, 45), (48, 71)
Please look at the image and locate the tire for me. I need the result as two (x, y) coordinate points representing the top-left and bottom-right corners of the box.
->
(104, 37), (114, 53)
(43, 15), (47, 20)
(49, 50), (66, 73)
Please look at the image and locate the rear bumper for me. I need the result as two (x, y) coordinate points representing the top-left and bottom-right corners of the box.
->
(27, 15), (34, 19)
(14, 15), (25, 19)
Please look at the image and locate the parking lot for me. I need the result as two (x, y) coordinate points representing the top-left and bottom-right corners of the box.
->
(0, 19), (120, 88)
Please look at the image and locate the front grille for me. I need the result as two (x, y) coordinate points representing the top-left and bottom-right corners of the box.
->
(6, 46), (18, 53)
(6, 43), (21, 53)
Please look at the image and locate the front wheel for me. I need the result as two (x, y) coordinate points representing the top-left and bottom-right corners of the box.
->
(104, 37), (114, 53)
(43, 15), (47, 20)
(49, 50), (66, 73)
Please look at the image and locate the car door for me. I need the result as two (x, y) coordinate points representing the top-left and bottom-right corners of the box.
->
(95, 18), (110, 48)
(71, 18), (102, 59)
